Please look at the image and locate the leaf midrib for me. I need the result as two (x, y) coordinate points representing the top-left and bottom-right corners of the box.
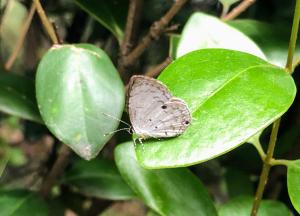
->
(192, 63), (275, 114)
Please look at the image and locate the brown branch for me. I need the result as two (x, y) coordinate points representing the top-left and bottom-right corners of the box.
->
(145, 57), (172, 78)
(222, 0), (255, 21)
(4, 3), (36, 71)
(33, 0), (59, 44)
(120, 0), (143, 56)
(40, 144), (71, 198)
(122, 0), (188, 68)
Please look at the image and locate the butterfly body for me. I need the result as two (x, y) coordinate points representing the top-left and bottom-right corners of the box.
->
(127, 75), (191, 139)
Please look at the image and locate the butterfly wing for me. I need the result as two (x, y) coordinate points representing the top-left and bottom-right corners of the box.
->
(127, 75), (191, 139)
(141, 98), (191, 138)
(127, 75), (172, 137)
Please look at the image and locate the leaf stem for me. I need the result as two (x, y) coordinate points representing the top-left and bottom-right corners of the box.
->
(286, 0), (300, 74)
(251, 0), (300, 215)
(222, 0), (256, 21)
(251, 119), (281, 216)
(33, 0), (59, 44)
(251, 142), (266, 161)
(40, 144), (71, 198)
(4, 3), (36, 71)
(270, 159), (291, 167)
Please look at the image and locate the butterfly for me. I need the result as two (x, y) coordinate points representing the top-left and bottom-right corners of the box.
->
(127, 75), (191, 140)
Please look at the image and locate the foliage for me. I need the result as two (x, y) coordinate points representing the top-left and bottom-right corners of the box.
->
(0, 0), (300, 215)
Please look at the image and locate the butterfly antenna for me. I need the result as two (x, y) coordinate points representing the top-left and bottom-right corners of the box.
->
(104, 128), (131, 137)
(102, 112), (131, 127)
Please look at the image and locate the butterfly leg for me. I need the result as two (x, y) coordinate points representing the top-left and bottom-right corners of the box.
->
(138, 137), (145, 151)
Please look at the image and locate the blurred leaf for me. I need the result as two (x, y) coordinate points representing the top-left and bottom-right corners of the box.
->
(229, 20), (300, 67)
(0, 190), (49, 216)
(0, 0), (27, 71)
(63, 158), (135, 200)
(8, 147), (27, 166)
(225, 167), (253, 198)
(0, 72), (42, 122)
(218, 196), (292, 216)
(100, 200), (146, 216)
(287, 160), (300, 214)
(219, 0), (240, 16)
(36, 44), (125, 160)
(168, 34), (181, 60)
(176, 12), (266, 59)
(115, 142), (217, 216)
(136, 49), (296, 168)
(75, 0), (128, 42)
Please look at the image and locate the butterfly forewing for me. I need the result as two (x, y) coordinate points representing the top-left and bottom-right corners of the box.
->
(127, 75), (191, 139)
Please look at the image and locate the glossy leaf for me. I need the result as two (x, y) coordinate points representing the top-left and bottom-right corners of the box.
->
(176, 12), (266, 59)
(115, 142), (217, 216)
(218, 196), (292, 216)
(0, 190), (49, 216)
(0, 72), (41, 122)
(229, 20), (300, 67)
(287, 160), (300, 214)
(63, 158), (135, 200)
(36, 44), (125, 160)
(75, 0), (127, 42)
(136, 49), (296, 168)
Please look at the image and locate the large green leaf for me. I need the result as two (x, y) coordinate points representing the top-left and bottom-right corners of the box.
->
(287, 160), (300, 214)
(75, 0), (128, 42)
(0, 72), (41, 122)
(0, 190), (49, 216)
(176, 12), (266, 59)
(229, 20), (300, 67)
(115, 142), (217, 216)
(36, 44), (125, 160)
(63, 158), (135, 200)
(218, 196), (292, 216)
(136, 49), (296, 168)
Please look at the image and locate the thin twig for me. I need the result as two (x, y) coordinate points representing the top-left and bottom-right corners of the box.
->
(4, 3), (36, 71)
(122, 0), (188, 68)
(251, 0), (300, 215)
(145, 57), (172, 78)
(120, 0), (143, 56)
(40, 144), (71, 198)
(222, 0), (255, 21)
(33, 0), (58, 44)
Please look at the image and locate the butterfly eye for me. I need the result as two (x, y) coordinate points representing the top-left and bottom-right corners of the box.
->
(185, 121), (190, 125)
(161, 105), (167, 109)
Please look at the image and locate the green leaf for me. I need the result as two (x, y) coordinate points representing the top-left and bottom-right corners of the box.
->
(115, 142), (217, 216)
(287, 160), (300, 214)
(0, 0), (27, 71)
(63, 158), (135, 200)
(225, 167), (253, 198)
(36, 44), (125, 160)
(75, 0), (127, 42)
(229, 20), (300, 67)
(136, 49), (296, 168)
(176, 12), (266, 59)
(0, 72), (42, 122)
(169, 34), (181, 60)
(218, 196), (292, 216)
(0, 190), (49, 216)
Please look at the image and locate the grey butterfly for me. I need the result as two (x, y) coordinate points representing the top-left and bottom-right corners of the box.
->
(127, 75), (191, 140)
